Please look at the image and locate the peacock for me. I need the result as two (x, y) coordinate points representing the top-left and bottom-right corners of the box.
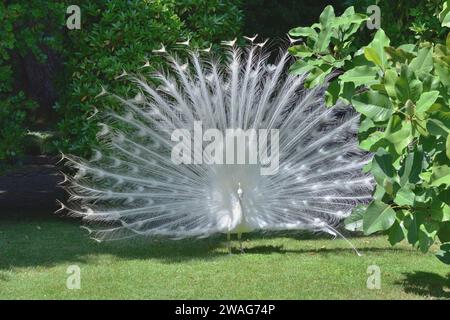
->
(60, 37), (374, 253)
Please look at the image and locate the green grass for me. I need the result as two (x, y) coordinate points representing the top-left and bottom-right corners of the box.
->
(0, 217), (449, 299)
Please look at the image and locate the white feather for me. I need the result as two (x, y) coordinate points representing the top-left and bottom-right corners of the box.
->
(64, 45), (373, 246)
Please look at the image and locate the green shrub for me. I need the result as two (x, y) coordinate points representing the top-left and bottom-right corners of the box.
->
(346, 0), (448, 45)
(174, 0), (243, 45)
(0, 1), (66, 163)
(0, 0), (66, 163)
(0, 93), (37, 162)
(289, 3), (450, 264)
(55, 0), (243, 157)
(0, 1), (243, 161)
(55, 0), (184, 156)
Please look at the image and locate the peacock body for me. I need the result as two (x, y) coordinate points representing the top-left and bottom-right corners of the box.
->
(62, 39), (373, 248)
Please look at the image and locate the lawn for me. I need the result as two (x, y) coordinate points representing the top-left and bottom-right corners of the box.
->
(0, 216), (449, 299)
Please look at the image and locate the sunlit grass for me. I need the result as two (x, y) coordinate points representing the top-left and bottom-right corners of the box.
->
(0, 217), (448, 299)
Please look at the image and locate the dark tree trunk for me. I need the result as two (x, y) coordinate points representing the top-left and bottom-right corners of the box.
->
(12, 46), (62, 129)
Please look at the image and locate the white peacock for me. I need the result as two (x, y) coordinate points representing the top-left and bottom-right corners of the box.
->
(61, 38), (373, 253)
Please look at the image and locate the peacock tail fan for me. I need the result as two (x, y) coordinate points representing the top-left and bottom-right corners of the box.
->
(60, 38), (374, 253)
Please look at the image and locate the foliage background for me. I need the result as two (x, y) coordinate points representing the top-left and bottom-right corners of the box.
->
(242, 0), (346, 40)
(0, 0), (244, 163)
(288, 1), (450, 264)
(346, 0), (448, 45)
(2, 0), (448, 162)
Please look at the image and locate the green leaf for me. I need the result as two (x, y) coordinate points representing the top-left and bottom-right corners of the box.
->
(395, 65), (423, 103)
(422, 73), (441, 93)
(384, 46), (415, 63)
(365, 29), (390, 70)
(352, 91), (393, 122)
(358, 117), (376, 133)
(439, 1), (450, 27)
(289, 27), (318, 40)
(388, 220), (405, 245)
(415, 91), (439, 113)
(399, 147), (424, 186)
(430, 203), (450, 222)
(436, 243), (450, 264)
(427, 111), (450, 136)
(363, 200), (396, 235)
(340, 82), (356, 103)
(447, 32), (450, 51)
(339, 66), (378, 87)
(288, 44), (314, 58)
(398, 44), (416, 53)
(364, 47), (382, 67)
(344, 204), (365, 232)
(308, 66), (333, 87)
(418, 222), (438, 253)
(438, 222), (450, 243)
(430, 165), (450, 187)
(314, 27), (332, 52)
(383, 177), (395, 196)
(447, 133), (450, 160)
(404, 213), (420, 245)
(371, 148), (396, 185)
(442, 11), (450, 28)
(319, 5), (335, 27)
(427, 119), (450, 136)
(325, 80), (340, 106)
(384, 118), (413, 154)
(409, 47), (433, 76)
(333, 11), (367, 40)
(289, 60), (315, 75)
(384, 69), (398, 99)
(394, 185), (415, 206)
(434, 58), (450, 87)
(359, 131), (384, 151)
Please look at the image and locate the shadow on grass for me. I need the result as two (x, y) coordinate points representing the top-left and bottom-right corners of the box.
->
(0, 216), (409, 271)
(0, 272), (12, 282)
(242, 244), (406, 255)
(397, 272), (450, 299)
(0, 217), (226, 270)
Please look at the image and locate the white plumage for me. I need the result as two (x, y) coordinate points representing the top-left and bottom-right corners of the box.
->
(62, 42), (373, 250)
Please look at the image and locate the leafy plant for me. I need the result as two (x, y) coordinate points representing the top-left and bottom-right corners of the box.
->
(289, 3), (450, 264)
(288, 6), (368, 105)
(56, 0), (243, 157)
(0, 1), (243, 163)
(174, 0), (243, 46)
(0, 93), (37, 162)
(346, 0), (449, 45)
(0, 2), (54, 163)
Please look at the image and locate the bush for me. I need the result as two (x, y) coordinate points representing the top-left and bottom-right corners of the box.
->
(0, 1), (59, 163)
(175, 0), (243, 45)
(0, 1), (243, 162)
(0, 1), (68, 163)
(346, 0), (448, 45)
(288, 3), (450, 264)
(0, 93), (37, 162)
(55, 0), (243, 157)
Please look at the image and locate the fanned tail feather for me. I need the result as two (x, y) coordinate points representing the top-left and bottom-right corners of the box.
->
(62, 41), (373, 250)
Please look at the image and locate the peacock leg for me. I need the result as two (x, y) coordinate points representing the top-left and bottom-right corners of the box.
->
(238, 232), (244, 253)
(227, 232), (232, 254)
